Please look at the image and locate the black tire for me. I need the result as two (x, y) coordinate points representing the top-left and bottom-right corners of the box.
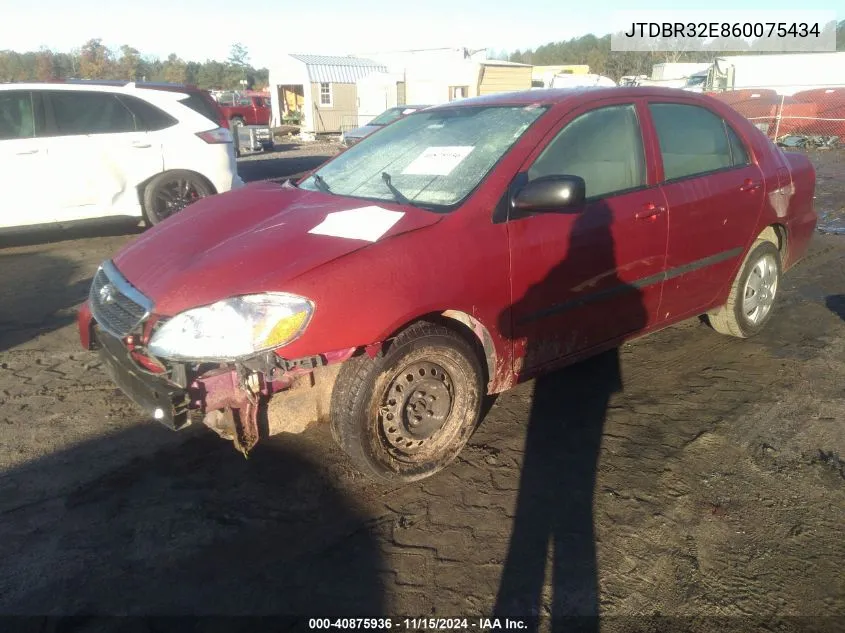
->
(706, 240), (782, 338)
(330, 321), (484, 482)
(142, 170), (214, 226)
(230, 117), (245, 127)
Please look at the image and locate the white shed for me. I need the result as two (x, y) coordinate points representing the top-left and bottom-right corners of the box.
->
(267, 54), (387, 133)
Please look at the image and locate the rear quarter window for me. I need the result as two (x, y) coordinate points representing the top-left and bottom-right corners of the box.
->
(117, 94), (178, 131)
(177, 93), (221, 126)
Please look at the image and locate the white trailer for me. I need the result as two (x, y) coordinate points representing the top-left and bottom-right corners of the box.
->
(703, 52), (845, 96)
(651, 62), (711, 81)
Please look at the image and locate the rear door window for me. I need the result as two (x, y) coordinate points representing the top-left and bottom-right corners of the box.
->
(648, 103), (738, 181)
(726, 124), (750, 166)
(48, 91), (137, 135)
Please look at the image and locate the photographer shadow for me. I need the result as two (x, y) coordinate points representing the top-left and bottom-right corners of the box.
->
(494, 201), (648, 631)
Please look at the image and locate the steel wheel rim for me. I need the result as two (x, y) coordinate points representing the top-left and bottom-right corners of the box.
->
(152, 179), (202, 222)
(743, 253), (778, 324)
(378, 360), (456, 460)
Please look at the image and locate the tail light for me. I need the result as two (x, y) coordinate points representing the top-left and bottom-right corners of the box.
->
(196, 128), (232, 144)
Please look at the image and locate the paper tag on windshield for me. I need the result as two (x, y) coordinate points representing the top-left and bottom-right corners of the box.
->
(402, 146), (474, 176)
(308, 206), (405, 242)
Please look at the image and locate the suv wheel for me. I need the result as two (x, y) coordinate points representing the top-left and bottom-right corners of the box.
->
(142, 170), (214, 226)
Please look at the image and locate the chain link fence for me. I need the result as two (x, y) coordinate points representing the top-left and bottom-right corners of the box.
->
(707, 85), (845, 148)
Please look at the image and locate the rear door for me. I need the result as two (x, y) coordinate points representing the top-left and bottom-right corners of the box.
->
(646, 99), (765, 321)
(0, 90), (51, 228)
(44, 90), (163, 220)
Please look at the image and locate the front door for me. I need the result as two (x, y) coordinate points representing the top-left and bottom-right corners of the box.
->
(646, 100), (766, 320)
(506, 100), (669, 376)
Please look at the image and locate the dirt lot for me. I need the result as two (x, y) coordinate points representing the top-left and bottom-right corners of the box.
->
(0, 143), (843, 631)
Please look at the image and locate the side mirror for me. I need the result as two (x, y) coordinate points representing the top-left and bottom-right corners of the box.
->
(512, 175), (586, 212)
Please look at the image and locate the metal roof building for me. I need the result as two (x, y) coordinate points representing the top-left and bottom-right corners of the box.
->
(287, 54), (387, 84)
(268, 53), (389, 134)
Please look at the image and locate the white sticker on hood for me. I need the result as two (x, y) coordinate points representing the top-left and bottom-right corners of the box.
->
(308, 206), (405, 242)
(402, 145), (474, 176)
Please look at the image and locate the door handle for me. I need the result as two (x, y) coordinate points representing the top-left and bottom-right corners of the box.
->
(635, 202), (666, 220)
(740, 179), (762, 192)
(15, 149), (39, 155)
(131, 142), (152, 148)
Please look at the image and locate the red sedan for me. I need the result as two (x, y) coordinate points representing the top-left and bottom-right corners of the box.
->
(78, 87), (817, 481)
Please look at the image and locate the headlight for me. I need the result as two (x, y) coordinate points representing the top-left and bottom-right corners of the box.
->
(147, 293), (314, 361)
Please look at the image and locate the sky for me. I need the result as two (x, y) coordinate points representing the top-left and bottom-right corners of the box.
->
(0, 0), (841, 68)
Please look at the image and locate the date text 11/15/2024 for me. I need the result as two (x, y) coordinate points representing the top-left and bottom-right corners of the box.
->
(308, 618), (529, 630)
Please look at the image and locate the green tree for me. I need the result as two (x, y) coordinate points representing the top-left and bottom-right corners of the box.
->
(79, 38), (114, 79)
(227, 42), (250, 68)
(161, 53), (188, 83)
(117, 45), (142, 81)
(34, 47), (56, 81)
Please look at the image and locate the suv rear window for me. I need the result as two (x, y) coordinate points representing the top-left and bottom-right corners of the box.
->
(178, 93), (221, 126)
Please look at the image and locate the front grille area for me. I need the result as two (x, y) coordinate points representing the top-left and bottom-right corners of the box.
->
(89, 262), (153, 338)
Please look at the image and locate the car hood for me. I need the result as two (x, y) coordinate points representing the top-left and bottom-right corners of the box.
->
(112, 181), (443, 316)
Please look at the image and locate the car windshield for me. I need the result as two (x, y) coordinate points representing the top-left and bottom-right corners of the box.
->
(299, 104), (549, 210)
(368, 107), (407, 126)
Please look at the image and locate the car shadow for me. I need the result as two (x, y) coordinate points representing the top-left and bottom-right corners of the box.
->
(0, 425), (385, 624)
(0, 252), (94, 353)
(493, 203), (647, 630)
(0, 218), (144, 249)
(825, 294), (845, 321)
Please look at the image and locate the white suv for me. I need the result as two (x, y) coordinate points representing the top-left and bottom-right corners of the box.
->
(0, 81), (244, 230)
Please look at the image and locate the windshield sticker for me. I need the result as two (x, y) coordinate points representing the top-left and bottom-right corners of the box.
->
(308, 206), (405, 242)
(402, 146), (475, 176)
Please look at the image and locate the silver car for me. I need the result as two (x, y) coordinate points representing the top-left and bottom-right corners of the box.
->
(341, 105), (430, 146)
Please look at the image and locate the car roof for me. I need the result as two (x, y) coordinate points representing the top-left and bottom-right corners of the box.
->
(426, 86), (711, 109)
(0, 80), (207, 94)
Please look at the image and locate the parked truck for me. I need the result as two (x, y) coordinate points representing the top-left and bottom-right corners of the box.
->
(695, 52), (845, 96)
(216, 93), (272, 127)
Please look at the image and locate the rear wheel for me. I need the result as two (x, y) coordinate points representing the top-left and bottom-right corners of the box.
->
(706, 240), (781, 338)
(230, 117), (245, 128)
(330, 322), (484, 482)
(142, 170), (214, 226)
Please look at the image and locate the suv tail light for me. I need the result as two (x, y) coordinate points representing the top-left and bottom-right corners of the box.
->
(196, 128), (233, 144)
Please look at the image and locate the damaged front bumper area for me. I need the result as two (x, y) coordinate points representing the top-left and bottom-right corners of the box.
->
(79, 261), (351, 455)
(89, 322), (350, 455)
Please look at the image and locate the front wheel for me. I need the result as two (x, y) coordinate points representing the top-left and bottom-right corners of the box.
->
(142, 170), (214, 226)
(706, 240), (781, 338)
(330, 322), (484, 482)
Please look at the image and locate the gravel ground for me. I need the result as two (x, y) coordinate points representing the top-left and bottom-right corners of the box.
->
(0, 144), (842, 631)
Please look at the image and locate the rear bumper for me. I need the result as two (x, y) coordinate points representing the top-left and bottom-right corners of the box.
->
(94, 327), (191, 430)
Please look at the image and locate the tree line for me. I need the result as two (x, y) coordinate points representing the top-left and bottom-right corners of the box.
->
(0, 40), (269, 90)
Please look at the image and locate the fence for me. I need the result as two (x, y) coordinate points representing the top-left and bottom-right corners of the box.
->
(706, 85), (845, 148)
(340, 114), (381, 134)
